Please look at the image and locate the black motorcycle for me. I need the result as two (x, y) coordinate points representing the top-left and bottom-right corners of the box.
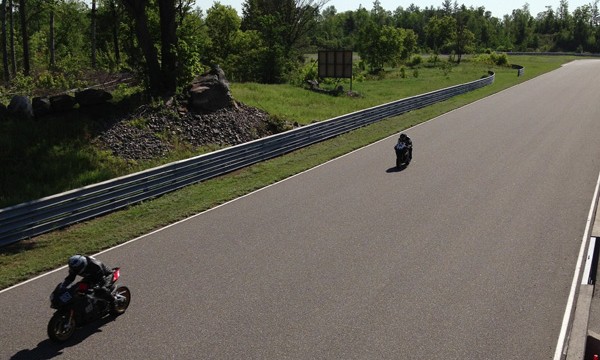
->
(47, 267), (131, 343)
(395, 142), (412, 169)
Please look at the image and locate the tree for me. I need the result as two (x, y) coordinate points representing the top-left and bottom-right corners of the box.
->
(48, 0), (56, 69)
(507, 4), (535, 50)
(122, 0), (177, 97)
(91, 0), (96, 68)
(241, 0), (327, 83)
(8, 0), (15, 75)
(206, 3), (240, 65)
(357, 22), (406, 71)
(572, 5), (594, 51)
(1, 0), (8, 80)
(158, 0), (177, 94)
(425, 15), (455, 53)
(18, 0), (30, 75)
(107, 0), (121, 65)
(453, 6), (475, 62)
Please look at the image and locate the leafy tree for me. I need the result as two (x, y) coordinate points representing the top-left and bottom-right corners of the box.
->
(357, 22), (407, 71)
(425, 15), (455, 53)
(223, 29), (266, 82)
(206, 2), (240, 66)
(241, 0), (326, 83)
(453, 6), (476, 62)
(176, 7), (209, 84)
(122, 0), (177, 97)
(572, 5), (594, 51)
(507, 5), (535, 51)
(313, 5), (346, 49)
(1, 0), (8, 80)
(18, 0), (29, 75)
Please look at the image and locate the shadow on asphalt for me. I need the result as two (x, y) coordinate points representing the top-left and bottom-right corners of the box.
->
(10, 316), (116, 360)
(386, 164), (409, 173)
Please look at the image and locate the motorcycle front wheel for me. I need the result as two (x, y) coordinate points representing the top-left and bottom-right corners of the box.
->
(110, 286), (131, 316)
(47, 312), (76, 343)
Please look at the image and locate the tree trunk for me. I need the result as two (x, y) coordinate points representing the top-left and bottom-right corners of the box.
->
(122, 0), (162, 96)
(18, 0), (29, 75)
(110, 0), (120, 64)
(1, 0), (9, 81)
(91, 0), (96, 68)
(8, 0), (14, 75)
(49, 7), (55, 68)
(158, 0), (177, 96)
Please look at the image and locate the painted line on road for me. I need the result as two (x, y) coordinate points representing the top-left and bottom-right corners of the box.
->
(554, 170), (600, 360)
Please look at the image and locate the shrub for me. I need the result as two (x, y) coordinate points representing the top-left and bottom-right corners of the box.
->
(407, 55), (423, 67)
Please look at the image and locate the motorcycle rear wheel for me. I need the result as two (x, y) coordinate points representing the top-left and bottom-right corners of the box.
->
(47, 312), (76, 343)
(110, 286), (131, 316)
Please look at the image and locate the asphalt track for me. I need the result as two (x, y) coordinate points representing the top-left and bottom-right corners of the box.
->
(2, 60), (600, 360)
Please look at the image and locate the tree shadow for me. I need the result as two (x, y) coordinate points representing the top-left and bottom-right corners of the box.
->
(10, 316), (116, 360)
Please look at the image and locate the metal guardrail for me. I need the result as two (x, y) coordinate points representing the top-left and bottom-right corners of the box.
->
(508, 51), (600, 57)
(512, 64), (525, 76)
(0, 72), (495, 247)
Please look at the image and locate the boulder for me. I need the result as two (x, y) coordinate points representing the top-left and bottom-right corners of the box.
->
(187, 65), (233, 113)
(0, 102), (7, 121)
(32, 97), (51, 118)
(7, 95), (33, 120)
(50, 94), (77, 112)
(75, 88), (113, 107)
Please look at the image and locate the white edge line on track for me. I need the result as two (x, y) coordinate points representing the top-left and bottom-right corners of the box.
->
(553, 169), (600, 360)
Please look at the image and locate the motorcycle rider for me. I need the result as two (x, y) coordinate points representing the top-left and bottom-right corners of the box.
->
(61, 254), (114, 306)
(395, 133), (413, 162)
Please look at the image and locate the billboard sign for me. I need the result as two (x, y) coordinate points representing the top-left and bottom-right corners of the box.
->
(318, 50), (353, 79)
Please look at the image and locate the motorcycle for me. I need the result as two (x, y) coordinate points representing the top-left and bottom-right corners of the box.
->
(395, 142), (412, 169)
(47, 267), (131, 343)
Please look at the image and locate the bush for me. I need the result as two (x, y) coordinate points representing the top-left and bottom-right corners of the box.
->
(288, 60), (319, 87)
(264, 114), (293, 133)
(407, 55), (423, 67)
(427, 54), (440, 66)
(471, 52), (510, 67)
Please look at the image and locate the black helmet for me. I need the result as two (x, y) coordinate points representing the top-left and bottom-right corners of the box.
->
(68, 255), (87, 275)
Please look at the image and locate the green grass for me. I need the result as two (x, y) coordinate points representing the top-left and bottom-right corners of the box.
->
(232, 61), (499, 124)
(0, 55), (577, 290)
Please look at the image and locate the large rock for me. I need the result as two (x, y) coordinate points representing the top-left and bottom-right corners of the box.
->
(7, 95), (33, 120)
(50, 94), (77, 112)
(0, 102), (7, 120)
(75, 88), (113, 107)
(32, 96), (51, 118)
(187, 65), (233, 113)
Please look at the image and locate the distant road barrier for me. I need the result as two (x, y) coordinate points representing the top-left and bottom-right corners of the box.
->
(512, 64), (525, 76)
(0, 72), (495, 247)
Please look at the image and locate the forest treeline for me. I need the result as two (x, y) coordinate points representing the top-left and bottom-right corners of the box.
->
(1, 0), (598, 98)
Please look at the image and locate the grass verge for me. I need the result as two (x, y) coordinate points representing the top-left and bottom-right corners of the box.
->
(0, 55), (577, 290)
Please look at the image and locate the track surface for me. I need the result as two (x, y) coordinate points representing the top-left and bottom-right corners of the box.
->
(2, 60), (600, 359)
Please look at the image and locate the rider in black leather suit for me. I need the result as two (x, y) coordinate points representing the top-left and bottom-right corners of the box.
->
(62, 254), (114, 305)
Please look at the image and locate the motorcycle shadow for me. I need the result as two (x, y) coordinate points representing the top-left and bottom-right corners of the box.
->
(10, 316), (116, 360)
(386, 164), (409, 173)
